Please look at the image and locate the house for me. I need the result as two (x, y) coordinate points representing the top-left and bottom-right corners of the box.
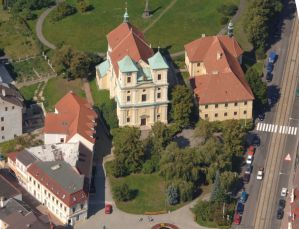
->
(0, 83), (23, 142)
(0, 174), (22, 205)
(185, 35), (254, 121)
(96, 9), (169, 128)
(0, 198), (50, 229)
(0, 64), (14, 85)
(7, 142), (92, 226)
(44, 92), (97, 151)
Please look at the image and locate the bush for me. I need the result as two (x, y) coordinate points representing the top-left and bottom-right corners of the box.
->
(255, 46), (266, 60)
(142, 159), (156, 174)
(112, 183), (133, 202)
(166, 185), (179, 205)
(111, 159), (128, 178)
(76, 0), (92, 13)
(51, 2), (76, 22)
(0, 48), (4, 57)
(220, 16), (229, 25)
(100, 99), (119, 130)
(177, 181), (194, 202)
(217, 4), (238, 16)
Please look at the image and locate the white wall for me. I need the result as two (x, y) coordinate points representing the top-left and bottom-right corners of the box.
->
(68, 134), (94, 151)
(44, 133), (67, 145)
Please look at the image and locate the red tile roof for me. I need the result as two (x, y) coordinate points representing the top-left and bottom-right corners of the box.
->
(107, 22), (154, 76)
(7, 152), (19, 162)
(27, 162), (87, 208)
(44, 92), (97, 144)
(186, 36), (254, 104)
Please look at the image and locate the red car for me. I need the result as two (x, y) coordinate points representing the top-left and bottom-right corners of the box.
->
(233, 212), (241, 224)
(247, 146), (255, 155)
(105, 204), (112, 214)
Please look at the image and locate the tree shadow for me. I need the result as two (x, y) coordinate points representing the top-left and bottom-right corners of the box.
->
(266, 84), (281, 111)
(130, 189), (139, 200)
(172, 135), (190, 148)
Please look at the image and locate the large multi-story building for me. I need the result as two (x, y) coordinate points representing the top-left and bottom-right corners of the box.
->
(0, 83), (23, 142)
(44, 91), (97, 151)
(96, 10), (169, 128)
(185, 35), (254, 121)
(7, 142), (92, 226)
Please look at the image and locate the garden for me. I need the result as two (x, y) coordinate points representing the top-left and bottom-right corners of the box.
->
(43, 0), (239, 53)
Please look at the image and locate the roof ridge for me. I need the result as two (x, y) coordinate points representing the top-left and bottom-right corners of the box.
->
(112, 29), (132, 52)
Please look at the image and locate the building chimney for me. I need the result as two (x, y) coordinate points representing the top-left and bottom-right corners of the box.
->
(201, 34), (206, 38)
(0, 196), (6, 208)
(1, 89), (5, 97)
(217, 51), (222, 60)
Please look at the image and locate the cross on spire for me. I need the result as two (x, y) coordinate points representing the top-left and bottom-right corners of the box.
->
(123, 2), (129, 23)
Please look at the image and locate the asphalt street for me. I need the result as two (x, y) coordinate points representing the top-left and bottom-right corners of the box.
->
(235, 1), (299, 228)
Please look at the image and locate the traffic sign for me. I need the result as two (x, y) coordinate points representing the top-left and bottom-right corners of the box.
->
(285, 153), (292, 161)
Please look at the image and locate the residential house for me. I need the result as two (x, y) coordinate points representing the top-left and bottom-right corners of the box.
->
(44, 91), (97, 151)
(0, 83), (23, 142)
(96, 9), (169, 128)
(185, 35), (254, 121)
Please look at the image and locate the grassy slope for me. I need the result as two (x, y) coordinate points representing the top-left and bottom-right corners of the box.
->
(43, 77), (85, 111)
(43, 0), (239, 53)
(19, 83), (39, 101)
(89, 77), (110, 107)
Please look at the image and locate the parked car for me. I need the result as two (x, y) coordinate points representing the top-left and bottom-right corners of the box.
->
(236, 201), (244, 215)
(252, 136), (260, 147)
(258, 113), (265, 121)
(240, 191), (248, 203)
(243, 173), (250, 183)
(266, 62), (273, 73)
(256, 168), (264, 180)
(245, 164), (252, 174)
(278, 199), (286, 209)
(247, 145), (255, 153)
(281, 188), (288, 197)
(233, 212), (241, 225)
(268, 51), (277, 63)
(105, 204), (112, 214)
(246, 155), (253, 164)
(276, 208), (284, 220)
(266, 72), (272, 82)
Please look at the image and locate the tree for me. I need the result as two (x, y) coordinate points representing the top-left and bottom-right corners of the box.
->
(171, 85), (194, 129)
(51, 2), (76, 21)
(0, 47), (4, 57)
(220, 171), (238, 193)
(112, 183), (133, 201)
(76, 0), (91, 13)
(194, 119), (213, 142)
(166, 185), (179, 205)
(112, 127), (144, 175)
(210, 171), (226, 203)
(245, 66), (267, 108)
(70, 52), (90, 78)
(100, 99), (118, 130)
(52, 45), (74, 76)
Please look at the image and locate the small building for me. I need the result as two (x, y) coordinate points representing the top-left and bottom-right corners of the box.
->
(0, 83), (24, 142)
(0, 174), (22, 205)
(96, 9), (169, 128)
(185, 35), (254, 121)
(0, 198), (50, 229)
(44, 91), (97, 151)
(0, 64), (14, 85)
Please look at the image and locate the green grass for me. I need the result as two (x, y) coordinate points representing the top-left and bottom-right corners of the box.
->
(43, 0), (239, 53)
(108, 171), (168, 214)
(0, 9), (41, 59)
(89, 77), (110, 107)
(43, 77), (85, 111)
(19, 83), (39, 101)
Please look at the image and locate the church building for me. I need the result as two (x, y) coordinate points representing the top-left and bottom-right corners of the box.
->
(95, 9), (169, 128)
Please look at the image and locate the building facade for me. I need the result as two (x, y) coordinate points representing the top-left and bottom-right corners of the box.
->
(0, 84), (23, 142)
(185, 35), (254, 121)
(96, 10), (169, 128)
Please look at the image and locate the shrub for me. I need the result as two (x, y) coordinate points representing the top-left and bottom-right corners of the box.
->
(76, 0), (92, 13)
(51, 2), (76, 22)
(142, 159), (156, 174)
(112, 183), (133, 202)
(177, 181), (194, 202)
(220, 16), (229, 25)
(255, 46), (266, 60)
(166, 185), (179, 205)
(100, 99), (118, 130)
(217, 4), (238, 16)
(111, 159), (128, 178)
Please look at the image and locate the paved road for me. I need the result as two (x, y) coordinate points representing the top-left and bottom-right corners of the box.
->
(235, 1), (298, 228)
(36, 6), (57, 50)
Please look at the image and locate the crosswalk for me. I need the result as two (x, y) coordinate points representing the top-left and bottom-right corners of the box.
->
(256, 123), (298, 135)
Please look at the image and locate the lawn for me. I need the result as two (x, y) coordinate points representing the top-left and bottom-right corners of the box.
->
(89, 77), (110, 107)
(0, 9), (41, 59)
(19, 83), (39, 101)
(43, 77), (85, 111)
(43, 0), (239, 53)
(108, 171), (168, 214)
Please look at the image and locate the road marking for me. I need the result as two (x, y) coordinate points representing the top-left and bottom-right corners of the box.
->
(282, 126), (286, 134)
(294, 127), (298, 135)
(288, 127), (292, 134)
(279, 126), (283, 133)
(256, 123), (298, 136)
(274, 125), (278, 133)
(257, 123), (261, 131)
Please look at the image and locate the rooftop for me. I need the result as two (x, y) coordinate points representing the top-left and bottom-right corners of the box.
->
(16, 150), (37, 166)
(0, 83), (23, 107)
(148, 51), (169, 70)
(0, 175), (21, 200)
(0, 64), (14, 84)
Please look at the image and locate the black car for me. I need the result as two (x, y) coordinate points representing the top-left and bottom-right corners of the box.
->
(252, 136), (260, 147)
(276, 208), (284, 220)
(245, 164), (252, 174)
(258, 114), (265, 121)
(243, 173), (250, 183)
(266, 72), (272, 82)
(278, 199), (286, 209)
(236, 201), (244, 215)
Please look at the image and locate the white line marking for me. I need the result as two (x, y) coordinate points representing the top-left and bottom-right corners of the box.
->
(279, 126), (283, 133)
(264, 123), (268, 132)
(291, 127), (295, 135)
(260, 123), (265, 131)
(274, 125), (278, 133)
(282, 126), (286, 134)
(288, 127), (292, 135)
(294, 127), (297, 135)
(256, 123), (261, 131)
(268, 124), (272, 132)
(270, 124), (274, 132)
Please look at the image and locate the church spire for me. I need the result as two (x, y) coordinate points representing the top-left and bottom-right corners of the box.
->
(123, 4), (129, 23)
